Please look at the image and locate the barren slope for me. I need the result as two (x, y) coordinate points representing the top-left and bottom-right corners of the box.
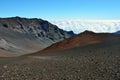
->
(34, 31), (120, 54)
(0, 33), (120, 80)
(0, 17), (74, 57)
(0, 32), (119, 79)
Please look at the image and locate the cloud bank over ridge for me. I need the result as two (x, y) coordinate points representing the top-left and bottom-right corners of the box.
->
(50, 20), (120, 34)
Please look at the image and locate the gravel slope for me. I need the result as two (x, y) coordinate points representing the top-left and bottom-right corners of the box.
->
(0, 42), (120, 80)
(0, 32), (119, 80)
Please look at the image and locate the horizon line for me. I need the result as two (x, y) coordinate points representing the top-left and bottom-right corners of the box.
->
(1, 16), (120, 22)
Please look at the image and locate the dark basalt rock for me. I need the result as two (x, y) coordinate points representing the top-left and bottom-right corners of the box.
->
(0, 17), (75, 42)
(0, 17), (75, 56)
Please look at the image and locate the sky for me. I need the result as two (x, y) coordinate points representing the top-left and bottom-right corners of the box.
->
(0, 0), (120, 20)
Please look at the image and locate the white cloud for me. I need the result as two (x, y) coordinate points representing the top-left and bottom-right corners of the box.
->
(50, 20), (120, 34)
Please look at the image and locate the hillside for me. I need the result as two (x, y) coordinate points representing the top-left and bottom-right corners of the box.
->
(0, 17), (74, 57)
(33, 31), (120, 54)
(20, 31), (120, 80)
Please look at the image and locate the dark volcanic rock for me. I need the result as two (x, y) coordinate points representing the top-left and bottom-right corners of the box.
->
(0, 17), (74, 41)
(0, 17), (74, 56)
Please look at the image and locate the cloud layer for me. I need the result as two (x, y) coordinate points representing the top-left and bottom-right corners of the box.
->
(50, 20), (120, 34)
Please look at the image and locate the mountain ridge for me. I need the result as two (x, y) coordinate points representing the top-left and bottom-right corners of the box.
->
(0, 17), (74, 57)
